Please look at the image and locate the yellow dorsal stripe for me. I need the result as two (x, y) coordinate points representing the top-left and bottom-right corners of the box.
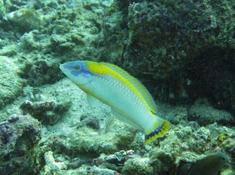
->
(101, 62), (157, 113)
(86, 61), (154, 113)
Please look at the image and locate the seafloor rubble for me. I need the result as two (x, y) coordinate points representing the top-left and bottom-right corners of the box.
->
(0, 0), (234, 175)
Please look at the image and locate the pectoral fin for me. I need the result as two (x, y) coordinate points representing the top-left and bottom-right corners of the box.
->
(87, 94), (103, 108)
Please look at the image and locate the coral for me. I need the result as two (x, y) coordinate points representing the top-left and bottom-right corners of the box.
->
(158, 103), (188, 124)
(150, 149), (176, 174)
(0, 0), (234, 175)
(20, 100), (71, 125)
(178, 152), (231, 175)
(0, 56), (23, 109)
(0, 44), (18, 57)
(41, 151), (67, 174)
(112, 0), (235, 110)
(122, 156), (153, 175)
(69, 165), (119, 175)
(20, 60), (63, 86)
(0, 114), (41, 175)
(19, 31), (40, 51)
(0, 0), (6, 18)
(78, 114), (100, 130)
(4, 8), (43, 32)
(146, 123), (235, 174)
(45, 121), (136, 155)
(188, 99), (235, 125)
(94, 149), (135, 171)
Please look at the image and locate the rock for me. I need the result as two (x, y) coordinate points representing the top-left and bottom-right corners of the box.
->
(46, 121), (137, 156)
(4, 8), (43, 32)
(79, 114), (100, 130)
(221, 136), (235, 170)
(188, 100), (235, 125)
(73, 165), (120, 175)
(148, 123), (235, 174)
(112, 0), (235, 110)
(19, 31), (40, 51)
(158, 103), (188, 124)
(102, 150), (135, 165)
(20, 60), (63, 86)
(42, 0), (112, 58)
(20, 99), (71, 125)
(0, 1), (6, 18)
(0, 56), (23, 109)
(93, 150), (136, 171)
(150, 149), (175, 174)
(50, 33), (76, 53)
(122, 157), (154, 175)
(0, 114), (41, 175)
(0, 44), (18, 57)
(177, 152), (231, 175)
(0, 1), (235, 175)
(42, 151), (67, 174)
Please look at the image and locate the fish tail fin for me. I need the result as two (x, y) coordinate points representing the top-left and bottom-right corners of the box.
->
(144, 118), (170, 144)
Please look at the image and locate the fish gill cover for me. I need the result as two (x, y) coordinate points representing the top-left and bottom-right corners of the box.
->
(0, 0), (234, 175)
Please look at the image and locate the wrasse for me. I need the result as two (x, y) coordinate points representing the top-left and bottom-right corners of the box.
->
(60, 60), (170, 144)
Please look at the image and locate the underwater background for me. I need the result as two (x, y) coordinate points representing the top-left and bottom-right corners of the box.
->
(0, 0), (235, 174)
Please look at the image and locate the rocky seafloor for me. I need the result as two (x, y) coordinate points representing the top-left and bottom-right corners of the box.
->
(0, 0), (235, 174)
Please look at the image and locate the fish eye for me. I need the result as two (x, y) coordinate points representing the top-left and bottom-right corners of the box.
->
(74, 64), (81, 71)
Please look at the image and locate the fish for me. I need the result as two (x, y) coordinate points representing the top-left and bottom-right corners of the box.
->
(59, 60), (170, 144)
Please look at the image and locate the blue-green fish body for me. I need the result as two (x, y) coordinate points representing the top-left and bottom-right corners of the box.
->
(60, 60), (170, 143)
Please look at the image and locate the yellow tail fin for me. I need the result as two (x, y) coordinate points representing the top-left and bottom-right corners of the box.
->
(144, 120), (170, 144)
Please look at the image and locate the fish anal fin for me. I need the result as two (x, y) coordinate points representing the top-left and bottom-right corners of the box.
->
(112, 109), (142, 130)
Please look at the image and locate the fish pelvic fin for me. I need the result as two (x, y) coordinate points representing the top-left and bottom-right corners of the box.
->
(144, 119), (170, 144)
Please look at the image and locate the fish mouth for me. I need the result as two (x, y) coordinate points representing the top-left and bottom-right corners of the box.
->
(59, 63), (69, 72)
(59, 63), (70, 77)
(59, 64), (65, 71)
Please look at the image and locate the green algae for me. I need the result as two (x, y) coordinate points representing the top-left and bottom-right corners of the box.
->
(4, 8), (43, 32)
(0, 56), (23, 109)
(122, 157), (153, 175)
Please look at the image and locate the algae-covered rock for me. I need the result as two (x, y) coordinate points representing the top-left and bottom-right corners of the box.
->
(55, 165), (119, 175)
(111, 0), (235, 110)
(94, 150), (135, 170)
(150, 149), (175, 174)
(0, 114), (41, 175)
(177, 152), (231, 175)
(0, 56), (23, 109)
(19, 31), (41, 51)
(78, 114), (100, 130)
(122, 157), (153, 175)
(20, 60), (63, 86)
(4, 8), (43, 32)
(0, 0), (234, 175)
(188, 100), (235, 125)
(43, 121), (136, 156)
(0, 0), (6, 18)
(39, 0), (114, 58)
(159, 103), (188, 124)
(20, 99), (71, 125)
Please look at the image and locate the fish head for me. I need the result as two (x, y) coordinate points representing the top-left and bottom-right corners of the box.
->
(60, 60), (94, 85)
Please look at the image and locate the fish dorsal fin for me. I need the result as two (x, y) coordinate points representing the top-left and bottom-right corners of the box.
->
(101, 62), (157, 113)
